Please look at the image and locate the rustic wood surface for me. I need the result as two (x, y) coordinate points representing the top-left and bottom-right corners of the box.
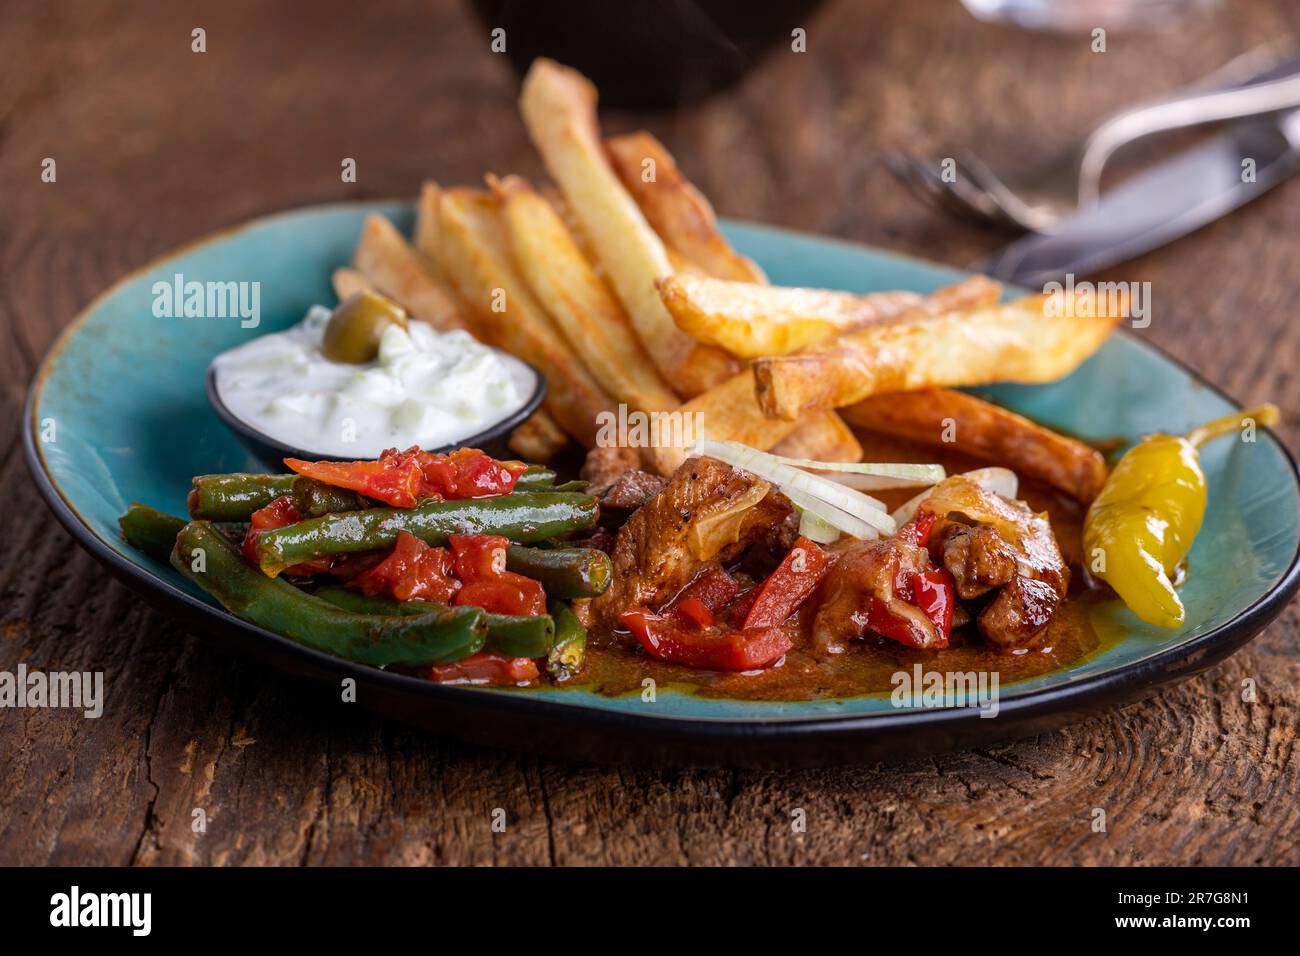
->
(3, 0), (1299, 866)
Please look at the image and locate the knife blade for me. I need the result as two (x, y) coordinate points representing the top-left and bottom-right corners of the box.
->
(974, 109), (1300, 288)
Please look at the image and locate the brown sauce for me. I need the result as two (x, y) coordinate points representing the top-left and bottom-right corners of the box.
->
(568, 431), (1126, 702)
(572, 592), (1112, 702)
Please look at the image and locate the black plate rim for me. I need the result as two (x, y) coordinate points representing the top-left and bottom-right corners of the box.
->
(21, 200), (1300, 749)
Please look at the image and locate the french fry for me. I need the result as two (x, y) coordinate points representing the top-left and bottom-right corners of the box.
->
(645, 369), (802, 475)
(331, 267), (371, 302)
(658, 274), (1001, 359)
(353, 214), (466, 332)
(770, 410), (863, 463)
(490, 173), (679, 414)
(841, 388), (1109, 503)
(659, 276), (918, 359)
(753, 292), (1125, 421)
(605, 130), (766, 284)
(665, 247), (710, 277)
(644, 278), (1004, 473)
(519, 58), (738, 397)
(413, 181), (445, 276)
(538, 177), (828, 468)
(437, 187), (614, 446)
(509, 408), (572, 462)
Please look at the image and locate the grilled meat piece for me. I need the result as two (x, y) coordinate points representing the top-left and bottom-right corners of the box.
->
(973, 508), (1067, 648)
(600, 469), (665, 512)
(580, 445), (641, 497)
(812, 536), (941, 654)
(920, 479), (1070, 648)
(934, 521), (1018, 600)
(590, 456), (792, 630)
(978, 575), (1062, 648)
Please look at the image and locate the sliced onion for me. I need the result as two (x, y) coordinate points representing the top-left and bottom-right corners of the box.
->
(890, 466), (1021, 526)
(764, 454), (946, 486)
(818, 472), (942, 491)
(688, 478), (771, 560)
(797, 506), (842, 544)
(783, 486), (880, 541)
(691, 439), (895, 538)
(962, 467), (1019, 500)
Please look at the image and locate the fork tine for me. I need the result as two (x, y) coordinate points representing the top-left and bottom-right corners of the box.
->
(908, 157), (1003, 224)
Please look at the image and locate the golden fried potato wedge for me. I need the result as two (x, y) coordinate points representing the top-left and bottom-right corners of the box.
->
(645, 369), (802, 475)
(658, 275), (923, 359)
(519, 58), (738, 396)
(841, 388), (1109, 503)
(664, 247), (711, 277)
(437, 187), (614, 446)
(606, 130), (766, 285)
(491, 174), (679, 414)
(413, 181), (445, 276)
(771, 410), (863, 463)
(753, 292), (1125, 421)
(352, 214), (466, 332)
(643, 278), (1001, 472)
(331, 267), (371, 302)
(509, 407), (572, 463)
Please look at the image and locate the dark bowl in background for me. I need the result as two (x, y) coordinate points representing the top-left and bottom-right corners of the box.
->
(470, 0), (828, 108)
(205, 361), (547, 471)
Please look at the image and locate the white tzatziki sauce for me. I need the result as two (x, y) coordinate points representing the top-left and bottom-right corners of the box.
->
(212, 306), (536, 457)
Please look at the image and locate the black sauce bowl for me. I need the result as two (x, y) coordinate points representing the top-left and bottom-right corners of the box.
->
(205, 361), (547, 471)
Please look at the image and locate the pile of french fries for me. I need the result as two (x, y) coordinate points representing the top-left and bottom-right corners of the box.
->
(335, 58), (1121, 505)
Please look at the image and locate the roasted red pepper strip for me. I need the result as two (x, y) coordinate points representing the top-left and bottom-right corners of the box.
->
(620, 609), (792, 671)
(897, 512), (937, 548)
(455, 575), (546, 616)
(912, 568), (956, 638)
(285, 455), (423, 508)
(427, 652), (539, 685)
(743, 535), (834, 629)
(666, 568), (741, 616)
(724, 587), (759, 625)
(285, 447), (528, 509)
(351, 530), (459, 603)
(673, 597), (716, 629)
(866, 600), (938, 649)
(865, 565), (957, 649)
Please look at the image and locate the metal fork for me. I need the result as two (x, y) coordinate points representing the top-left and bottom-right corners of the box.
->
(892, 42), (1300, 231)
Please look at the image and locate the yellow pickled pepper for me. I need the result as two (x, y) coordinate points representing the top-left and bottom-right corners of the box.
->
(1083, 403), (1279, 627)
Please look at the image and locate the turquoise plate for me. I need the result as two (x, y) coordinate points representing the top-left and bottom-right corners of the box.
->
(24, 201), (1300, 767)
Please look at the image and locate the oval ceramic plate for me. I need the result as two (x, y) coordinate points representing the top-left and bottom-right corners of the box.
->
(24, 201), (1300, 767)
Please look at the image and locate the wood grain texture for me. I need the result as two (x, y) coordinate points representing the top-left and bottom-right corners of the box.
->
(2, 0), (1298, 866)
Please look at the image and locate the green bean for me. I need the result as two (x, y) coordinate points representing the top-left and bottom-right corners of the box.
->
(547, 480), (590, 493)
(289, 477), (370, 517)
(188, 473), (370, 521)
(513, 465), (558, 490)
(506, 546), (611, 598)
(172, 521), (486, 666)
(120, 504), (248, 560)
(253, 492), (598, 576)
(480, 612), (555, 658)
(187, 473), (296, 520)
(313, 587), (554, 658)
(547, 600), (587, 681)
(120, 503), (188, 560)
(311, 586), (430, 617)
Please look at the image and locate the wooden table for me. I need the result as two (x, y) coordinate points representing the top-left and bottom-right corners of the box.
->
(3, 0), (1298, 866)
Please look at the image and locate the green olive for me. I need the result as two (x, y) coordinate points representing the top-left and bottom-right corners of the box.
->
(321, 290), (409, 363)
